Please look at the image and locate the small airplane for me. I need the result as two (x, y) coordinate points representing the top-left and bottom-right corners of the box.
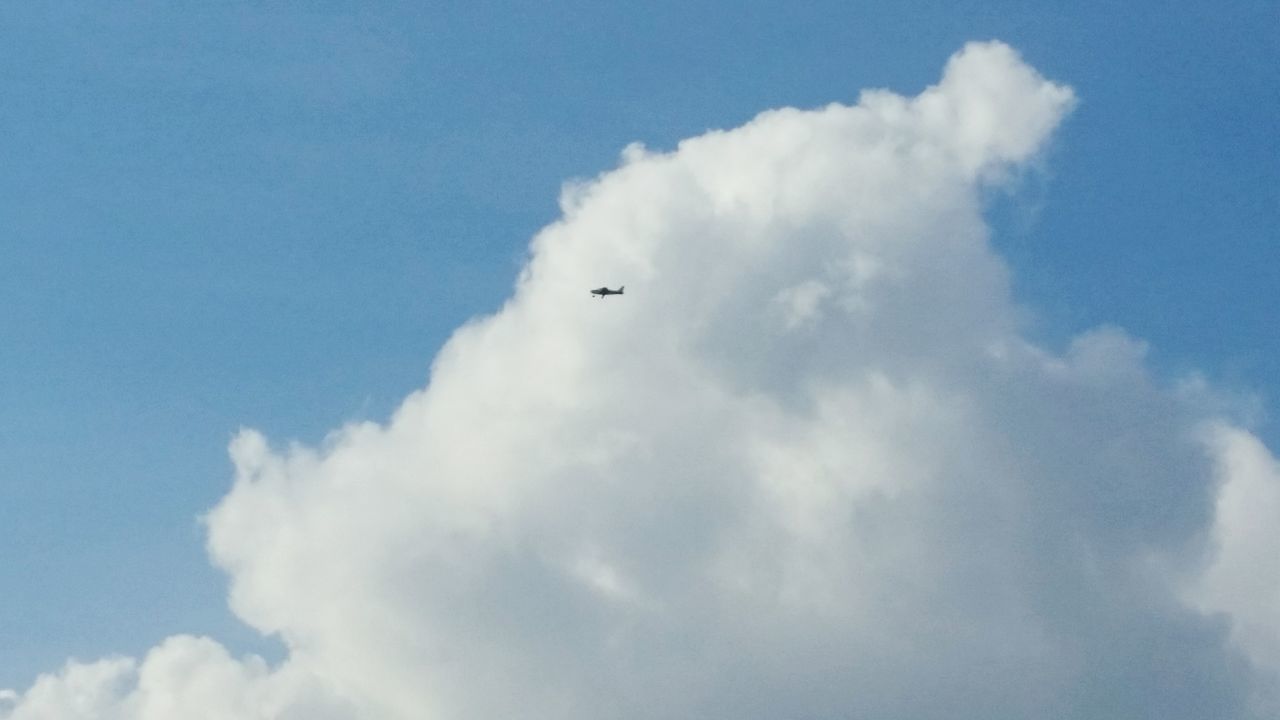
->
(590, 285), (624, 298)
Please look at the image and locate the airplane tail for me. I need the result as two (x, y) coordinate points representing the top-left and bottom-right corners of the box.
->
(619, 286), (625, 294)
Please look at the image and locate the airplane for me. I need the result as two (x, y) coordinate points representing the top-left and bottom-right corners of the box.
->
(590, 285), (624, 298)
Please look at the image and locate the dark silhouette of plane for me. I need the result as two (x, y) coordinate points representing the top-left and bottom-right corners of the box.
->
(591, 286), (624, 298)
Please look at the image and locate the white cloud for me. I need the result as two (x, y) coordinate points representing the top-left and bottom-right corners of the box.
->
(0, 638), (355, 720)
(1192, 426), (1280, 713)
(4, 40), (1278, 719)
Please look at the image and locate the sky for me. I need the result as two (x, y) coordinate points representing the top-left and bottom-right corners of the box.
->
(1, 2), (1277, 718)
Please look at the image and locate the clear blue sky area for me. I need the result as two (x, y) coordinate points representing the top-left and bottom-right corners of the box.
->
(1, 1), (1275, 688)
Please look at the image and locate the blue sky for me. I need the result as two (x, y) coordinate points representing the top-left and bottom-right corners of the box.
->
(1, 0), (1276, 693)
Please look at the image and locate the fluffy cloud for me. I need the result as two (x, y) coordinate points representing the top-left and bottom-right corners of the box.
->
(0, 636), (353, 720)
(5, 41), (1277, 719)
(1192, 427), (1280, 712)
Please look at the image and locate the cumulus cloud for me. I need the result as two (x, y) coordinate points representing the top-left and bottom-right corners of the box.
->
(1192, 427), (1280, 711)
(4, 41), (1278, 719)
(0, 637), (354, 720)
